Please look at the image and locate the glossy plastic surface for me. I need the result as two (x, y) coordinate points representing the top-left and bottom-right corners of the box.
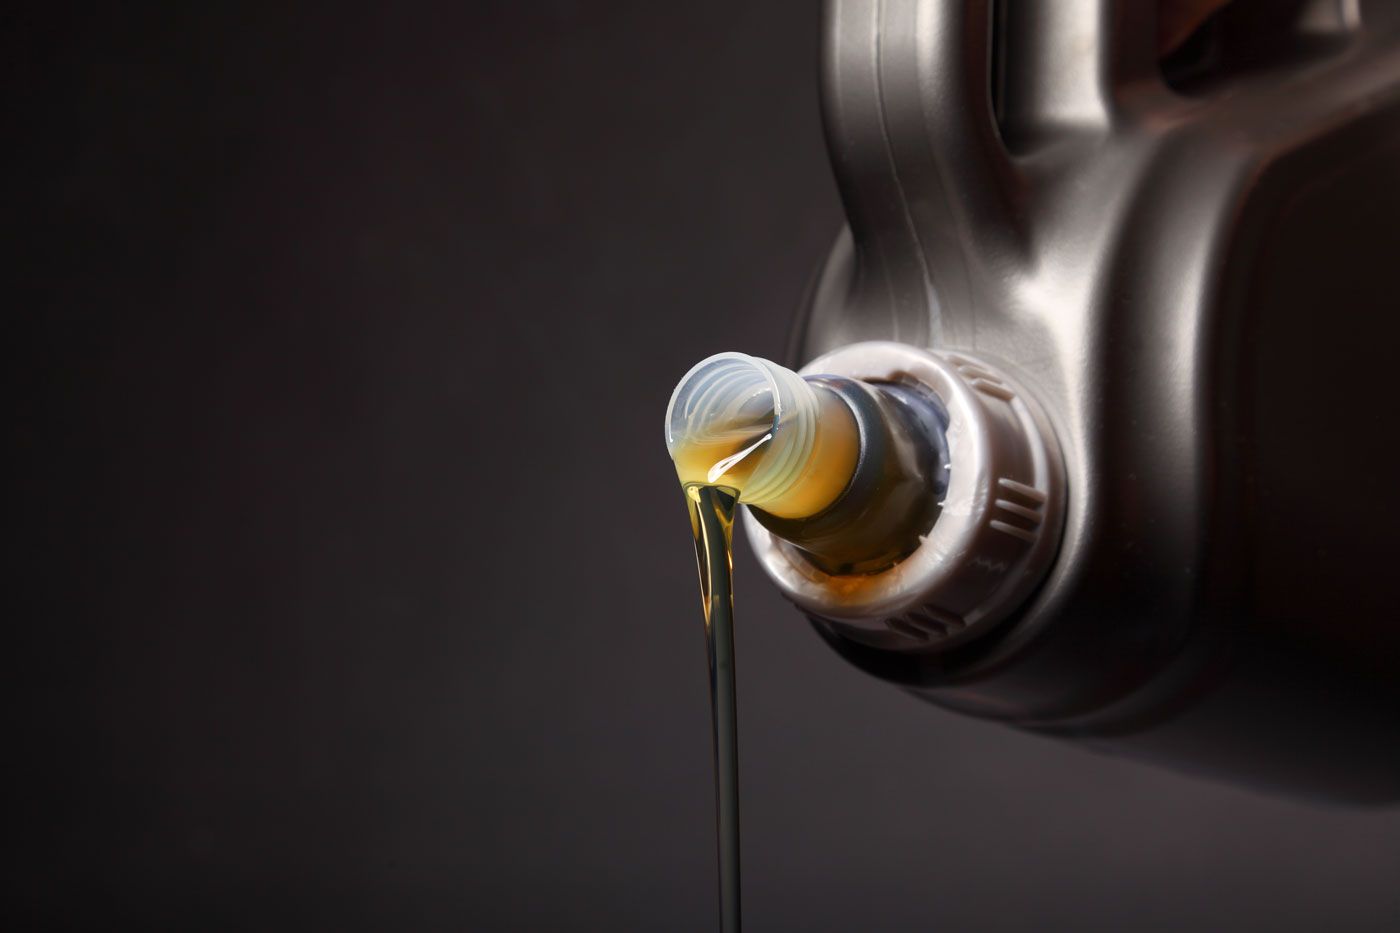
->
(792, 0), (1400, 802)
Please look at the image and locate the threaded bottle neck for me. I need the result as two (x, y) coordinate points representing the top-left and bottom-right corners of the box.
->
(665, 353), (835, 515)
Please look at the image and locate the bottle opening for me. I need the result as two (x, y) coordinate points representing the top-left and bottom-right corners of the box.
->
(665, 353), (856, 519)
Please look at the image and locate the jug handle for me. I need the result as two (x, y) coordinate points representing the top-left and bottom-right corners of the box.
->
(820, 1), (1158, 344)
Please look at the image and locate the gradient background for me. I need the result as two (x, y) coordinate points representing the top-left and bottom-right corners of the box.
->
(9, 3), (1400, 930)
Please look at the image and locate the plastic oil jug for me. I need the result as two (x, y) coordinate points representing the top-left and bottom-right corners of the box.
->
(670, 0), (1400, 804)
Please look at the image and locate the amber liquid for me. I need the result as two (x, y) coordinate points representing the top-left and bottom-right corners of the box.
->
(671, 389), (859, 520)
(686, 483), (741, 933)
(674, 381), (859, 933)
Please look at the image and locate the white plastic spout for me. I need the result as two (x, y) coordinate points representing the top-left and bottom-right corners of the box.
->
(665, 352), (856, 520)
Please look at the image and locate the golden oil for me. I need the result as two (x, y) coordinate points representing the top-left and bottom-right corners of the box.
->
(672, 380), (860, 933)
(671, 385), (859, 519)
(684, 482), (741, 933)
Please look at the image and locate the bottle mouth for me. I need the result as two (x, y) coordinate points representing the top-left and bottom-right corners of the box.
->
(742, 341), (1067, 653)
(665, 352), (820, 507)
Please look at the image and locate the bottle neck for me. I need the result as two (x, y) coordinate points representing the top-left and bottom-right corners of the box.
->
(749, 376), (950, 575)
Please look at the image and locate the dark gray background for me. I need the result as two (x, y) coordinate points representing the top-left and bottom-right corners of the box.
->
(9, 3), (1400, 930)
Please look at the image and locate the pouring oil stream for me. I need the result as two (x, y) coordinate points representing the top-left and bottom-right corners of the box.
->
(685, 482), (741, 933)
(667, 353), (861, 933)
